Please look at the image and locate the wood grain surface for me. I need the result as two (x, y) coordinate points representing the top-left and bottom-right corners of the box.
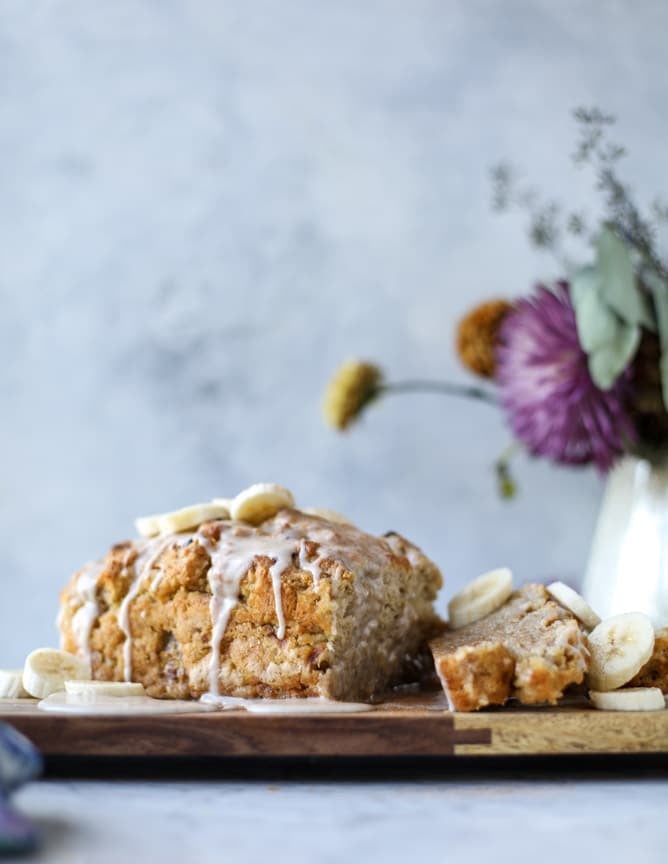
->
(1, 693), (667, 758)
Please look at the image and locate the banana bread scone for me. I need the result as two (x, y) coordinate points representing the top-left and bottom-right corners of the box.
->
(429, 584), (589, 711)
(58, 510), (443, 701)
(629, 627), (668, 693)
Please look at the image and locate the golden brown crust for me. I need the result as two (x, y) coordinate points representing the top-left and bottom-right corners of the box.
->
(429, 584), (589, 711)
(59, 510), (443, 701)
(629, 627), (668, 693)
(435, 643), (515, 711)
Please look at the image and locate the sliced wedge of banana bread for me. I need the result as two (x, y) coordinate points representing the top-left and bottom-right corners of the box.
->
(630, 627), (668, 693)
(429, 583), (589, 711)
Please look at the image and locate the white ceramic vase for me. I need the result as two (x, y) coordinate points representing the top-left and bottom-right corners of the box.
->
(582, 455), (668, 626)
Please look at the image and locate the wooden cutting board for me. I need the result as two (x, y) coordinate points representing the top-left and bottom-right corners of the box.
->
(2, 691), (667, 758)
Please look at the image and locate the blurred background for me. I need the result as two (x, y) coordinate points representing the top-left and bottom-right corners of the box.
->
(1, 0), (666, 663)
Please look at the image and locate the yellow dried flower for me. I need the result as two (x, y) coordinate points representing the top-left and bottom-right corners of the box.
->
(322, 360), (383, 430)
(456, 299), (513, 378)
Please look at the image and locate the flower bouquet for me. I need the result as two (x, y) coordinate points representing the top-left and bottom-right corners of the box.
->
(323, 109), (668, 621)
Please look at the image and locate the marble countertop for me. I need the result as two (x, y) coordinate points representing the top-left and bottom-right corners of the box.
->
(10, 760), (668, 863)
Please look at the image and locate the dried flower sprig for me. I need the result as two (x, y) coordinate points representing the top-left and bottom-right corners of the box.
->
(573, 108), (668, 285)
(322, 358), (509, 494)
(491, 108), (668, 282)
(323, 356), (521, 498)
(322, 359), (497, 432)
(323, 109), (668, 498)
(493, 108), (668, 414)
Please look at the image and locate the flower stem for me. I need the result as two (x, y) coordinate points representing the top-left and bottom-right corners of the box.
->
(494, 441), (521, 499)
(378, 379), (497, 405)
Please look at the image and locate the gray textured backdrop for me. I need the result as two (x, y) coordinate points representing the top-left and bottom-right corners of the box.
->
(1, 1), (666, 663)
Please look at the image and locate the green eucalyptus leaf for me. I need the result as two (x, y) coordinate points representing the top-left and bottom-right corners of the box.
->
(571, 265), (618, 352)
(571, 249), (646, 391)
(596, 228), (655, 329)
(588, 321), (641, 390)
(570, 263), (598, 309)
(644, 268), (668, 410)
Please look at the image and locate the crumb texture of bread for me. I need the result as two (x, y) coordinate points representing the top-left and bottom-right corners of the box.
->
(629, 627), (668, 693)
(429, 583), (589, 712)
(59, 510), (443, 702)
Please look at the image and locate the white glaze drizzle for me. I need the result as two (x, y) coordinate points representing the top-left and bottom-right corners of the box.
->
(196, 525), (296, 695)
(117, 535), (175, 681)
(38, 691), (371, 715)
(246, 697), (373, 715)
(38, 692), (217, 716)
(69, 561), (105, 665)
(56, 604), (66, 650)
(196, 513), (413, 699)
(296, 538), (331, 587)
(199, 693), (373, 714)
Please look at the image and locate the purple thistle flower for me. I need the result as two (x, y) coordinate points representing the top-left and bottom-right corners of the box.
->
(496, 282), (635, 471)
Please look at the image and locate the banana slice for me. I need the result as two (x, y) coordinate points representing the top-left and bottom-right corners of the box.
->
(135, 514), (161, 538)
(135, 503), (229, 538)
(0, 670), (31, 698)
(447, 567), (513, 630)
(211, 498), (233, 513)
(587, 612), (655, 691)
(589, 687), (665, 712)
(546, 581), (601, 630)
(23, 649), (90, 699)
(64, 680), (145, 699)
(158, 502), (230, 534)
(302, 507), (353, 525)
(230, 483), (295, 525)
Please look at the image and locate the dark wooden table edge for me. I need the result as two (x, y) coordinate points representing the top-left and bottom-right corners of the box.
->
(41, 752), (668, 781)
(3, 711), (479, 758)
